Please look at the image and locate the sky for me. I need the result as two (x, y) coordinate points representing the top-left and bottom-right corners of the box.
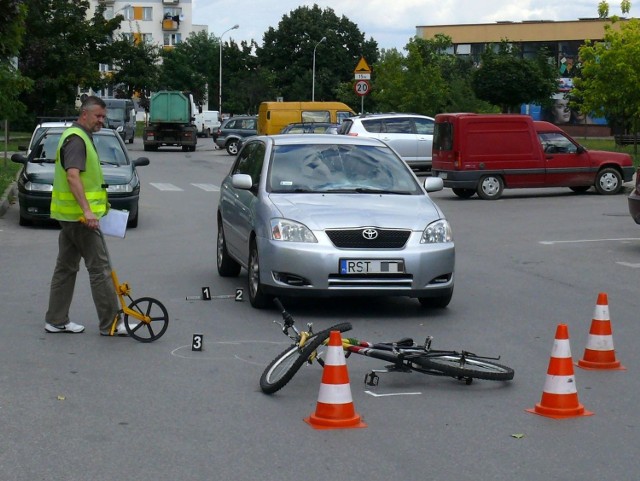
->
(192, 0), (627, 51)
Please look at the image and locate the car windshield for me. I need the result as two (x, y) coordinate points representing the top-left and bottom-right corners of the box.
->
(268, 144), (421, 194)
(29, 131), (129, 166)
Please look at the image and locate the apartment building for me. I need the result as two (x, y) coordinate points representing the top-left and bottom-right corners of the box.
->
(417, 18), (628, 135)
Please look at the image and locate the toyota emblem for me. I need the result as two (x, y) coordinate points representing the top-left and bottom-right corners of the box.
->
(362, 228), (378, 240)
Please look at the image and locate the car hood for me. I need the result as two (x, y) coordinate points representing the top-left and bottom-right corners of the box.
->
(25, 162), (133, 185)
(269, 193), (443, 230)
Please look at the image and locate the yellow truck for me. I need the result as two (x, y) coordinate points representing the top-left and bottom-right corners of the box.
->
(257, 101), (355, 135)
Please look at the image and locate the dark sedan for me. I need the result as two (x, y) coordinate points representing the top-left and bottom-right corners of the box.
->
(11, 127), (149, 227)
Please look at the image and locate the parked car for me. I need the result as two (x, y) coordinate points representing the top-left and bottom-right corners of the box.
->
(279, 122), (340, 134)
(11, 126), (149, 227)
(338, 113), (435, 171)
(432, 113), (635, 200)
(216, 134), (455, 309)
(214, 115), (257, 155)
(628, 168), (640, 224)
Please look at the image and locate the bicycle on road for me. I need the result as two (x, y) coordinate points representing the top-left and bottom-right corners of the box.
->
(260, 299), (514, 394)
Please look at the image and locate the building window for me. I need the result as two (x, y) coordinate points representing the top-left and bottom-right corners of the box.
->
(164, 33), (182, 47)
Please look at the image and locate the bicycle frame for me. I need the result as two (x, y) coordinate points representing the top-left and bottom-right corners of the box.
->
(262, 298), (513, 394)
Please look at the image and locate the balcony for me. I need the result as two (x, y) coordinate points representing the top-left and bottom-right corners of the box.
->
(163, 0), (178, 4)
(162, 18), (179, 30)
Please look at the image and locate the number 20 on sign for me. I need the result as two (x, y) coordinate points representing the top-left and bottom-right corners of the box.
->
(354, 79), (370, 97)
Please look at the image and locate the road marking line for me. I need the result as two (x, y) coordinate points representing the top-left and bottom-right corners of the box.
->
(191, 183), (219, 192)
(150, 182), (183, 191)
(365, 391), (422, 397)
(616, 262), (640, 268)
(539, 238), (640, 245)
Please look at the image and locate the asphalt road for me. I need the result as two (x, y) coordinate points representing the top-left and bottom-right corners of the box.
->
(1, 137), (639, 481)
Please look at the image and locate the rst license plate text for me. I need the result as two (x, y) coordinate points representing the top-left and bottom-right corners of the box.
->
(340, 259), (405, 274)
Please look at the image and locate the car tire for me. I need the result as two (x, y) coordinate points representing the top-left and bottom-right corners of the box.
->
(452, 188), (475, 199)
(217, 221), (241, 277)
(418, 287), (453, 308)
(248, 239), (271, 309)
(128, 136), (134, 144)
(594, 168), (622, 195)
(226, 140), (239, 155)
(477, 175), (504, 200)
(19, 213), (32, 226)
(128, 211), (138, 228)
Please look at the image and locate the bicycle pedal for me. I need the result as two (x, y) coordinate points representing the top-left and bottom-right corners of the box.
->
(364, 372), (379, 386)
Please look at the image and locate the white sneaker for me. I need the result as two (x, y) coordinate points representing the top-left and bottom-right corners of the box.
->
(114, 320), (140, 336)
(45, 322), (85, 333)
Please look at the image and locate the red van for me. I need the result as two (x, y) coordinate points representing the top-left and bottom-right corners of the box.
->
(431, 113), (634, 200)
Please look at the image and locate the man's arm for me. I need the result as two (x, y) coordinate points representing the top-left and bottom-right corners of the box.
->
(66, 167), (99, 229)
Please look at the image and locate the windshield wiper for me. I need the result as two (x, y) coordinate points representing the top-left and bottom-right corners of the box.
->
(322, 187), (411, 195)
(100, 161), (120, 166)
(32, 158), (56, 164)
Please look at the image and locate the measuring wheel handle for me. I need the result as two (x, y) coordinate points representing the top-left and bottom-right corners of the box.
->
(124, 296), (170, 343)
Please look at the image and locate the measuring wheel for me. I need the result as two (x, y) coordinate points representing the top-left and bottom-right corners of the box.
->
(124, 297), (169, 343)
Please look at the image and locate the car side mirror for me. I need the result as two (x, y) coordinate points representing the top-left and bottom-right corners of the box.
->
(11, 153), (27, 165)
(424, 176), (444, 193)
(576, 145), (585, 154)
(231, 173), (253, 190)
(133, 157), (150, 167)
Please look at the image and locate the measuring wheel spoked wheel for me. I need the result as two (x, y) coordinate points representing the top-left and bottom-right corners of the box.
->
(124, 297), (169, 343)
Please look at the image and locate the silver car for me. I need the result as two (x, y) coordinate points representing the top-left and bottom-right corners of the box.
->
(338, 113), (435, 171)
(216, 134), (454, 308)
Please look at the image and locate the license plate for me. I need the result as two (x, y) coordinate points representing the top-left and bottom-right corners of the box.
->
(339, 259), (405, 274)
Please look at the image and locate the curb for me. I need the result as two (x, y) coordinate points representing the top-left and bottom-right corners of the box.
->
(0, 178), (17, 218)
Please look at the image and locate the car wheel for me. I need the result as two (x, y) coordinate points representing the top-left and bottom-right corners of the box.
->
(205, 129), (211, 138)
(418, 287), (453, 308)
(477, 175), (504, 200)
(569, 186), (590, 193)
(19, 213), (32, 226)
(226, 140), (239, 155)
(452, 188), (475, 199)
(594, 168), (622, 195)
(128, 211), (138, 228)
(217, 221), (241, 277)
(248, 239), (270, 308)
(128, 136), (134, 144)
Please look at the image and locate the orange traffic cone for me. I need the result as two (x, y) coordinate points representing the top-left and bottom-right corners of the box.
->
(577, 292), (625, 371)
(304, 330), (367, 430)
(526, 324), (593, 419)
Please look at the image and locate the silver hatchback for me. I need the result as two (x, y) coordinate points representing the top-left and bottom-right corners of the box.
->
(216, 134), (454, 308)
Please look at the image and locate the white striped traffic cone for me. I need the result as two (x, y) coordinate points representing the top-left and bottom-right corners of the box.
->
(526, 323), (593, 419)
(577, 292), (625, 370)
(304, 330), (367, 429)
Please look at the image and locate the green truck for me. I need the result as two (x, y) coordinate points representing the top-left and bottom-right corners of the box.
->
(143, 91), (198, 152)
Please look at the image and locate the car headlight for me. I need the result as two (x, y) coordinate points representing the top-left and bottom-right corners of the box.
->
(270, 219), (317, 243)
(421, 219), (453, 244)
(25, 181), (53, 192)
(106, 176), (136, 193)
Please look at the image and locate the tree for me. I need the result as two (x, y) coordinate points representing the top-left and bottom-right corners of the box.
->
(598, 1), (632, 18)
(471, 42), (558, 113)
(257, 4), (378, 107)
(17, 0), (122, 117)
(572, 18), (640, 136)
(0, 0), (32, 122)
(158, 31), (216, 108)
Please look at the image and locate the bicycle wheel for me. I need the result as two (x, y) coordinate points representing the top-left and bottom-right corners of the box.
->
(124, 297), (169, 343)
(260, 322), (352, 394)
(414, 352), (514, 382)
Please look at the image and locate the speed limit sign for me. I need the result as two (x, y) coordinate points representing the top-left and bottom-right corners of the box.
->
(354, 79), (370, 97)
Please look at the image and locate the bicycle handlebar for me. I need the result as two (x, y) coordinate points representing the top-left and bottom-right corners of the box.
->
(273, 298), (294, 328)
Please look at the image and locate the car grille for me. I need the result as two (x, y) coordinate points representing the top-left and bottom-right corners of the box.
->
(327, 275), (414, 289)
(326, 228), (411, 249)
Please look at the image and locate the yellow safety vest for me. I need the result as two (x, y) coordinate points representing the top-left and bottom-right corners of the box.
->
(50, 127), (107, 221)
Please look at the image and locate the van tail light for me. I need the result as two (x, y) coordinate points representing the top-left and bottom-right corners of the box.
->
(454, 151), (462, 169)
(347, 133), (358, 136)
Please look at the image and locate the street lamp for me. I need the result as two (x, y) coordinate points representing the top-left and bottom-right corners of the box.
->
(312, 36), (326, 102)
(219, 24), (239, 116)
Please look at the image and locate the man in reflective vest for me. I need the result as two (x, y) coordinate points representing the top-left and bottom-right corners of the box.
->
(44, 96), (127, 336)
